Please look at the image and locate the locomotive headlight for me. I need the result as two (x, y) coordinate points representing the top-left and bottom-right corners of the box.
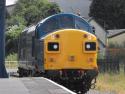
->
(53, 44), (58, 49)
(48, 42), (59, 51)
(86, 44), (91, 49)
(85, 42), (96, 51)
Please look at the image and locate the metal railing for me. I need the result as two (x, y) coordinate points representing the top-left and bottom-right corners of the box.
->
(98, 59), (125, 74)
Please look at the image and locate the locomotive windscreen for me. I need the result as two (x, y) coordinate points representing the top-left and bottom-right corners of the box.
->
(60, 15), (74, 28)
(36, 13), (93, 38)
(41, 17), (59, 33)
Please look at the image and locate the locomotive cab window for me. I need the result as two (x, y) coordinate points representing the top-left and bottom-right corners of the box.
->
(47, 42), (59, 51)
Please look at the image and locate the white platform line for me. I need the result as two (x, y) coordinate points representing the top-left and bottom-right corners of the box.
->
(42, 77), (76, 94)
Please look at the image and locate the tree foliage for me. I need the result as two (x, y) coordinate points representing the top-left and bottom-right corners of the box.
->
(6, 0), (61, 55)
(5, 25), (25, 55)
(8, 0), (61, 26)
(89, 0), (125, 29)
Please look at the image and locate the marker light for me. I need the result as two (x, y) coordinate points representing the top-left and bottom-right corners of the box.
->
(83, 34), (88, 38)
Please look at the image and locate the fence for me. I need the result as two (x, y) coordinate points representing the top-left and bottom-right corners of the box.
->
(5, 61), (18, 69)
(98, 48), (125, 74)
(5, 61), (18, 77)
(5, 59), (125, 74)
(98, 59), (123, 74)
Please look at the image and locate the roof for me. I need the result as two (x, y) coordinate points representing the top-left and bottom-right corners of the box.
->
(97, 38), (106, 48)
(6, 0), (17, 6)
(107, 29), (125, 38)
(88, 18), (108, 33)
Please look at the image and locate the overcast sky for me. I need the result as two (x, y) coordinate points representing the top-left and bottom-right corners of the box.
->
(6, 0), (91, 17)
(50, 0), (92, 18)
(6, 0), (17, 6)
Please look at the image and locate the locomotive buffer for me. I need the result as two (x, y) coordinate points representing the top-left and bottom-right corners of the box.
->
(0, 77), (76, 94)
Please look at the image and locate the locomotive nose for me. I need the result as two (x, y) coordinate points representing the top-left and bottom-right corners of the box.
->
(44, 29), (98, 69)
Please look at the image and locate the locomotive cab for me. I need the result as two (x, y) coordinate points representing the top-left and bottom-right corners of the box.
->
(18, 13), (98, 93)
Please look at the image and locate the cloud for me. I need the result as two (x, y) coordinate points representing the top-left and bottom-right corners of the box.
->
(6, 0), (18, 6)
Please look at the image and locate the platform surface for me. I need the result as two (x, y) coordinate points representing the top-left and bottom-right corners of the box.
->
(0, 77), (75, 94)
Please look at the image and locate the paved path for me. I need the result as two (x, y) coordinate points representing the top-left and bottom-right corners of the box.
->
(6, 69), (117, 94)
(0, 77), (75, 94)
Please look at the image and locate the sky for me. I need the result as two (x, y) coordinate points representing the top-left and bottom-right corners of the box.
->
(6, 0), (91, 17)
(50, 0), (92, 18)
(6, 0), (17, 6)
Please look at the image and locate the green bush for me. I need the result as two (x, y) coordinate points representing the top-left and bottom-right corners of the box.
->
(5, 24), (25, 55)
(5, 53), (18, 61)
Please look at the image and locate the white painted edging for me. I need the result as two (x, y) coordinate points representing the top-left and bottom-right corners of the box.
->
(42, 77), (76, 94)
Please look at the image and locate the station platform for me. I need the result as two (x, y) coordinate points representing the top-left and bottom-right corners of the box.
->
(0, 77), (76, 94)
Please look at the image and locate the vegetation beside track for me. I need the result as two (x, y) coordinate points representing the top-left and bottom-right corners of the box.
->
(96, 72), (125, 94)
(5, 53), (18, 69)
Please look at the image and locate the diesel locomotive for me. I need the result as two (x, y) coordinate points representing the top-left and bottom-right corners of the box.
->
(18, 13), (98, 93)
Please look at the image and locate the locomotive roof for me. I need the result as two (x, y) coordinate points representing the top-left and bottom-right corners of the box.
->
(38, 13), (89, 24)
(35, 13), (93, 39)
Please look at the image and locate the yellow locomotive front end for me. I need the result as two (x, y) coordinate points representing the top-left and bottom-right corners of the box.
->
(44, 29), (98, 70)
(43, 29), (98, 93)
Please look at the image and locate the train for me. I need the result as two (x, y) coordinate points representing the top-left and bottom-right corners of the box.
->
(18, 13), (98, 93)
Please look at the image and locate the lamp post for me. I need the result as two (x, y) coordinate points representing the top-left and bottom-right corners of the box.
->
(0, 0), (8, 78)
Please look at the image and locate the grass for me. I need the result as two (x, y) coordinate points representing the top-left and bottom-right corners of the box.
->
(95, 70), (125, 94)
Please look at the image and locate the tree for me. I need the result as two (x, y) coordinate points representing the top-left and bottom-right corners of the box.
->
(7, 16), (26, 27)
(9, 0), (61, 26)
(6, 0), (61, 55)
(5, 24), (25, 55)
(89, 0), (125, 29)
